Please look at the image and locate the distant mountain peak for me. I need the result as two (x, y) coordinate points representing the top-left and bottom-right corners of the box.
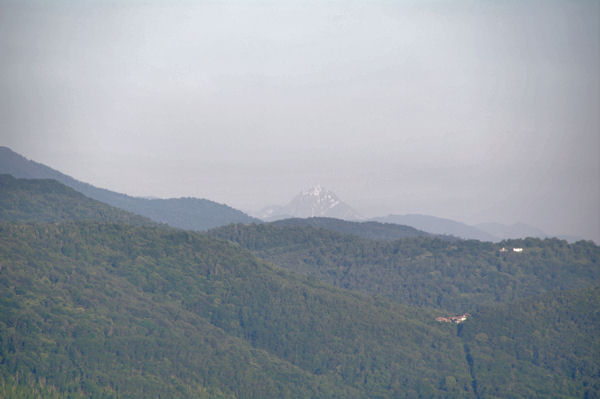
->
(294, 185), (342, 216)
(256, 186), (362, 221)
(301, 184), (326, 197)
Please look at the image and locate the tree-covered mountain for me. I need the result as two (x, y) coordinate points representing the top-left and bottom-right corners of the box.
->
(209, 223), (600, 312)
(2, 219), (597, 398)
(0, 146), (259, 230)
(0, 174), (154, 226)
(459, 286), (600, 399)
(0, 221), (474, 398)
(1, 152), (598, 398)
(271, 217), (431, 241)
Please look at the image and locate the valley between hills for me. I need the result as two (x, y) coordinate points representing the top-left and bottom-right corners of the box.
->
(0, 147), (598, 398)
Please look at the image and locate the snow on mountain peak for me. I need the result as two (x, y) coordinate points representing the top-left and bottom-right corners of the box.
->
(303, 185), (325, 197)
(255, 186), (362, 221)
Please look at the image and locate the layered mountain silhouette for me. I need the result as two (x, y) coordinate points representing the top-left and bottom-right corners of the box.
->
(253, 184), (552, 242)
(1, 167), (598, 398)
(0, 146), (566, 240)
(0, 146), (258, 230)
(373, 214), (553, 242)
(372, 214), (499, 241)
(475, 221), (547, 240)
(0, 174), (154, 225)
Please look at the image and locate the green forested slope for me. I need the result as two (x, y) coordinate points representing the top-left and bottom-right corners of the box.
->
(0, 174), (154, 226)
(210, 224), (600, 312)
(459, 287), (600, 398)
(1, 169), (598, 398)
(272, 217), (431, 240)
(0, 222), (474, 398)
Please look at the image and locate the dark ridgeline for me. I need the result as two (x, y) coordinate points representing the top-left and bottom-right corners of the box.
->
(0, 174), (154, 225)
(372, 214), (500, 241)
(0, 146), (259, 231)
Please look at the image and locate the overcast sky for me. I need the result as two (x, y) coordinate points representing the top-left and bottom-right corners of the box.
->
(1, 0), (599, 241)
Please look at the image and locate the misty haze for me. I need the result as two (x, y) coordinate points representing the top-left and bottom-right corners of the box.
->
(1, 0), (598, 242)
(1, 1), (599, 398)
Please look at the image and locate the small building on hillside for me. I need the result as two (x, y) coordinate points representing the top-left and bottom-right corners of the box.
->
(436, 313), (471, 324)
(499, 247), (524, 253)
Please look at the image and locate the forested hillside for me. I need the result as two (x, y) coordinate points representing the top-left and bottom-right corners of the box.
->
(210, 223), (600, 311)
(272, 217), (431, 240)
(0, 174), (154, 226)
(0, 222), (475, 398)
(0, 172), (598, 398)
(459, 287), (600, 398)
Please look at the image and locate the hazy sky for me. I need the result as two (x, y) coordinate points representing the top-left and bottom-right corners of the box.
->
(1, 0), (599, 241)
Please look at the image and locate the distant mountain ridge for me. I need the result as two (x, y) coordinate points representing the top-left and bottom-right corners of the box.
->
(0, 146), (259, 230)
(372, 214), (498, 241)
(475, 221), (547, 240)
(372, 214), (556, 242)
(256, 185), (362, 221)
(0, 146), (568, 240)
(256, 188), (553, 242)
